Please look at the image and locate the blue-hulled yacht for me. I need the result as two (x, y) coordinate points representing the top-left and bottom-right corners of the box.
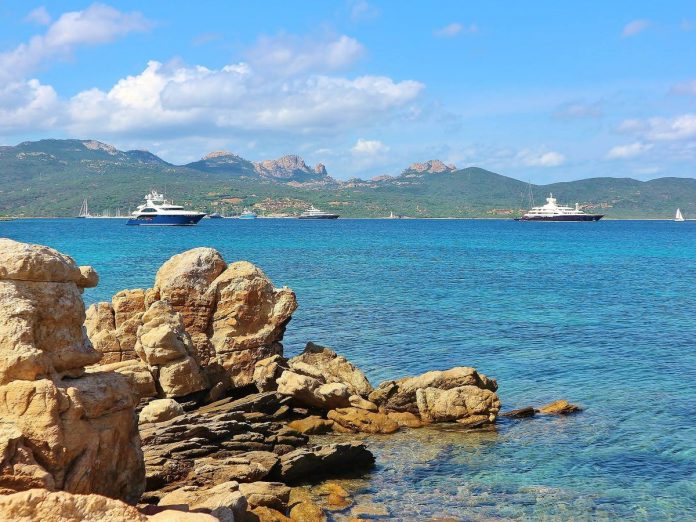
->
(126, 191), (206, 226)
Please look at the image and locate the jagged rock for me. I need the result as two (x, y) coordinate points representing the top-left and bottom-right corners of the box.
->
(209, 261), (297, 388)
(92, 360), (157, 400)
(0, 240), (144, 502)
(154, 247), (227, 362)
(386, 411), (424, 428)
(239, 481), (290, 511)
(287, 417), (334, 435)
(276, 371), (351, 410)
(0, 489), (146, 522)
(159, 481), (247, 521)
(537, 400), (582, 415)
(369, 367), (498, 414)
(348, 395), (378, 412)
(289, 343), (372, 397)
(253, 355), (289, 392)
(273, 443), (375, 484)
(113, 289), (146, 328)
(406, 160), (456, 174)
(192, 451), (278, 484)
(135, 301), (207, 398)
(327, 408), (400, 434)
(502, 406), (535, 418)
(140, 399), (185, 424)
(254, 155), (325, 180)
(415, 385), (500, 424)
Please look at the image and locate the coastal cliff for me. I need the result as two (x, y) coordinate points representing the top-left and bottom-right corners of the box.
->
(0, 239), (579, 520)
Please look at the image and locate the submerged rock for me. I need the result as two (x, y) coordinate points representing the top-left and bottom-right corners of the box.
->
(273, 443), (375, 484)
(537, 400), (582, 415)
(501, 406), (535, 419)
(327, 408), (400, 434)
(0, 240), (144, 502)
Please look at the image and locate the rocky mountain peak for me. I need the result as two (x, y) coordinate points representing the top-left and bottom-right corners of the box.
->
(202, 150), (238, 161)
(406, 159), (457, 174)
(82, 140), (119, 155)
(253, 155), (327, 179)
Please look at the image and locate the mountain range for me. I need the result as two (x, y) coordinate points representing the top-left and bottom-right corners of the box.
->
(0, 139), (694, 218)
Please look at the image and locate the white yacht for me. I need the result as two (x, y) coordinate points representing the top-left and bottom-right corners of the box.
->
(239, 208), (257, 219)
(126, 191), (206, 226)
(298, 205), (339, 219)
(516, 194), (603, 222)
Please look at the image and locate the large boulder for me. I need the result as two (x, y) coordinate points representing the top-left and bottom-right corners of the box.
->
(134, 302), (207, 397)
(154, 247), (227, 362)
(276, 371), (351, 410)
(140, 399), (184, 424)
(289, 342), (372, 397)
(327, 408), (400, 434)
(208, 261), (297, 388)
(415, 385), (500, 425)
(369, 367), (498, 415)
(272, 443), (375, 484)
(0, 240), (144, 502)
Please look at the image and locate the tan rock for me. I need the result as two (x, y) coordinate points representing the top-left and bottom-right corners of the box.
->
(369, 367), (498, 414)
(289, 500), (326, 522)
(0, 489), (146, 522)
(239, 481), (291, 511)
(415, 385), (500, 424)
(327, 408), (400, 434)
(253, 355), (289, 392)
(248, 506), (293, 522)
(277, 371), (351, 410)
(78, 266), (99, 288)
(154, 247), (227, 359)
(386, 411), (424, 428)
(538, 400), (582, 415)
(93, 360), (157, 400)
(0, 238), (83, 284)
(289, 343), (372, 397)
(0, 240), (144, 502)
(112, 289), (146, 329)
(287, 416), (334, 435)
(209, 261), (297, 387)
(159, 481), (247, 521)
(193, 451), (278, 484)
(85, 302), (115, 334)
(159, 356), (208, 397)
(348, 395), (378, 412)
(140, 399), (184, 424)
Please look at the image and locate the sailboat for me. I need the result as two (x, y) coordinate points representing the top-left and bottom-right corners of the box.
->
(675, 208), (685, 222)
(76, 199), (92, 218)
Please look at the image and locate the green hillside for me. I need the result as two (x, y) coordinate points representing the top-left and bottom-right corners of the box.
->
(0, 139), (694, 218)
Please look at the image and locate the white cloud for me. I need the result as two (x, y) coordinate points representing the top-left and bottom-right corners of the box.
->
(25, 6), (51, 25)
(348, 0), (379, 22)
(619, 114), (696, 142)
(0, 3), (150, 85)
(352, 138), (389, 155)
(245, 34), (364, 77)
(0, 79), (60, 131)
(622, 19), (650, 37)
(519, 150), (566, 167)
(435, 23), (478, 38)
(606, 142), (653, 159)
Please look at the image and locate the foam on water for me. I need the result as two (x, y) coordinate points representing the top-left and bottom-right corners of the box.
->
(3, 218), (695, 520)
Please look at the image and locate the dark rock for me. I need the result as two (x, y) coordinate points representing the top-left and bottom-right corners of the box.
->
(272, 442), (375, 484)
(501, 406), (535, 418)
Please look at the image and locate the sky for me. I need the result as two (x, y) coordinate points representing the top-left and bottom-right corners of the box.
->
(0, 1), (695, 182)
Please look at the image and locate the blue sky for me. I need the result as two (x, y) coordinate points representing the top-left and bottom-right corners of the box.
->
(0, 1), (695, 182)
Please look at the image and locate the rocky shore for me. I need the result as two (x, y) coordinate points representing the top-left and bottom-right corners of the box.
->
(0, 238), (581, 521)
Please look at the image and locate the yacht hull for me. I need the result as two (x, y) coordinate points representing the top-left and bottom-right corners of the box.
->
(515, 214), (604, 222)
(126, 214), (206, 226)
(298, 215), (339, 219)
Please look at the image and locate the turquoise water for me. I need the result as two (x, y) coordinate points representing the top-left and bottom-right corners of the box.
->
(2, 218), (695, 520)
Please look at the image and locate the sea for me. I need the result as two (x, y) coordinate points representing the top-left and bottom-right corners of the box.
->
(2, 218), (695, 521)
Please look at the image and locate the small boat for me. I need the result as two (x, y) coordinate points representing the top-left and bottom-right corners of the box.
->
(208, 212), (224, 219)
(239, 208), (257, 219)
(515, 194), (603, 222)
(298, 205), (339, 219)
(76, 199), (93, 218)
(126, 191), (206, 226)
(675, 208), (685, 222)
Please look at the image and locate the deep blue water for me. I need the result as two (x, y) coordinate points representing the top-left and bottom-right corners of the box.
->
(2, 218), (695, 520)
